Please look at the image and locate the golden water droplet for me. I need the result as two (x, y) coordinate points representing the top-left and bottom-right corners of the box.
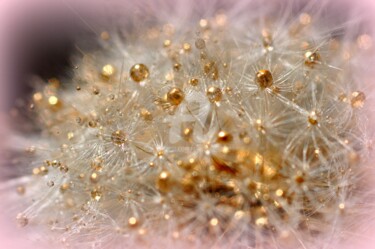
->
(204, 61), (219, 80)
(32, 167), (40, 175)
(350, 91), (366, 108)
(195, 38), (206, 49)
(183, 43), (191, 52)
(140, 108), (153, 121)
(163, 39), (172, 47)
(209, 218), (219, 226)
(60, 183), (70, 193)
(338, 93), (348, 102)
(255, 217), (268, 227)
(157, 171), (171, 192)
(217, 131), (233, 143)
(189, 78), (199, 86)
(255, 70), (273, 89)
(91, 189), (102, 201)
(304, 51), (320, 67)
(91, 157), (103, 171)
(173, 63), (182, 71)
(308, 111), (318, 125)
(92, 87), (100, 95)
(128, 217), (138, 227)
(48, 96), (61, 110)
(90, 172), (99, 183)
(275, 189), (284, 197)
(167, 87), (185, 105)
(157, 150), (164, 158)
(295, 172), (305, 184)
(339, 203), (345, 210)
(206, 86), (222, 102)
(33, 92), (43, 102)
(101, 64), (115, 78)
(255, 119), (266, 133)
(67, 132), (74, 140)
(88, 120), (97, 128)
(130, 64), (149, 82)
(111, 130), (127, 145)
(182, 127), (193, 140)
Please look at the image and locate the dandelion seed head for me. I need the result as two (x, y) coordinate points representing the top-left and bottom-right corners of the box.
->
(4, 0), (375, 249)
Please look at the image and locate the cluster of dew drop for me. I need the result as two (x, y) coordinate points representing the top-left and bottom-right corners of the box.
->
(13, 8), (373, 249)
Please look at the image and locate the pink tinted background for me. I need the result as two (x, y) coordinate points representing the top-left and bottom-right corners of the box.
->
(0, 0), (374, 248)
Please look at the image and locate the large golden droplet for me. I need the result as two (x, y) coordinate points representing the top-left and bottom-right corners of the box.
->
(350, 91), (366, 108)
(206, 86), (222, 102)
(101, 64), (116, 78)
(111, 130), (127, 145)
(140, 108), (153, 121)
(91, 189), (102, 201)
(167, 87), (185, 105)
(304, 51), (320, 67)
(204, 61), (219, 80)
(308, 111), (318, 125)
(128, 217), (139, 227)
(189, 78), (199, 86)
(130, 64), (149, 82)
(255, 70), (273, 89)
(217, 131), (233, 143)
(156, 171), (171, 192)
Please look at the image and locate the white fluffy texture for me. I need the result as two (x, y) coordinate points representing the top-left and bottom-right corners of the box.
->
(2, 0), (375, 249)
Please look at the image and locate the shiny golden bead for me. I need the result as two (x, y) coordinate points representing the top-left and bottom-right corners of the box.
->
(308, 111), (318, 125)
(90, 172), (99, 183)
(189, 78), (199, 86)
(167, 87), (185, 105)
(183, 43), (191, 52)
(255, 70), (273, 89)
(206, 86), (222, 102)
(128, 217), (138, 227)
(91, 189), (102, 201)
(304, 51), (320, 67)
(204, 61), (219, 80)
(173, 63), (182, 71)
(101, 64), (115, 78)
(140, 108), (153, 121)
(182, 127), (193, 140)
(163, 39), (171, 47)
(111, 130), (127, 145)
(217, 131), (233, 143)
(130, 64), (149, 82)
(156, 171), (171, 192)
(350, 91), (366, 108)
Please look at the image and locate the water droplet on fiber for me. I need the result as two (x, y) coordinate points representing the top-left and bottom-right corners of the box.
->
(206, 86), (222, 102)
(351, 91), (366, 108)
(130, 64), (149, 82)
(256, 70), (273, 89)
(111, 130), (127, 145)
(167, 87), (185, 105)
